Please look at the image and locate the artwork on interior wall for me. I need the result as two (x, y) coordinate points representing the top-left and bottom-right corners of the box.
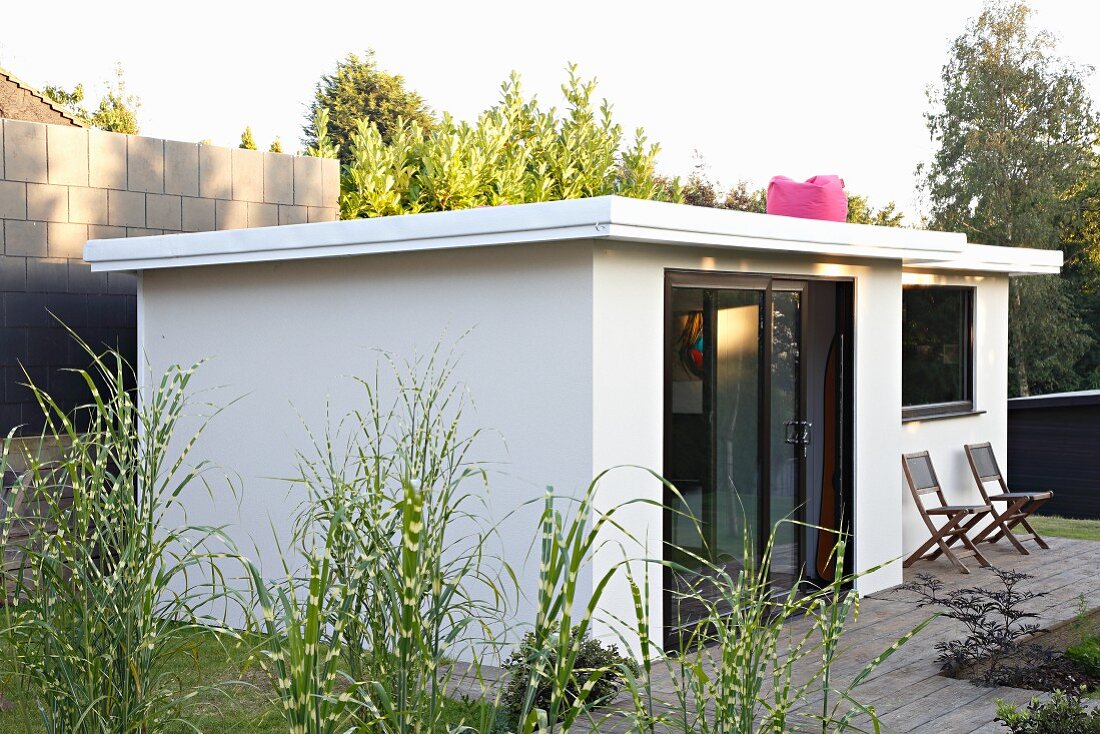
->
(672, 310), (704, 414)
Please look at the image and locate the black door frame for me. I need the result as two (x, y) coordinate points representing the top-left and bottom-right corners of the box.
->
(662, 268), (855, 645)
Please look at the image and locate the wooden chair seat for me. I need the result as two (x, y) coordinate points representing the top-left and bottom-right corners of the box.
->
(989, 491), (1053, 501)
(928, 505), (992, 515)
(965, 443), (1053, 554)
(903, 451), (994, 574)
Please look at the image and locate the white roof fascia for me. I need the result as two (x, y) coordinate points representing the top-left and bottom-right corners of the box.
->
(909, 243), (1063, 275)
(84, 195), (1052, 275)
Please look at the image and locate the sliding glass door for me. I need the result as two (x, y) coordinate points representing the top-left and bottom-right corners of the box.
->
(664, 275), (807, 633)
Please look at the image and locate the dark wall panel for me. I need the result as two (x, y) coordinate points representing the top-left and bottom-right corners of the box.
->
(1, 256), (136, 436)
(1008, 405), (1100, 519)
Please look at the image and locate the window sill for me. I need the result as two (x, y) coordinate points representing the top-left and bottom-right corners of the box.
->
(902, 408), (987, 424)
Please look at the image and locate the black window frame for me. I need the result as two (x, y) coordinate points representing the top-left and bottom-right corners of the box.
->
(901, 285), (976, 421)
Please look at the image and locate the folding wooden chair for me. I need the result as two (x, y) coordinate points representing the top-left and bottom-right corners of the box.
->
(965, 442), (1052, 553)
(902, 451), (992, 574)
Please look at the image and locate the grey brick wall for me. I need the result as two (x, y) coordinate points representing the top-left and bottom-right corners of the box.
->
(0, 119), (339, 433)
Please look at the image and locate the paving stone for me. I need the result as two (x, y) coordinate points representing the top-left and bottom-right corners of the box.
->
(321, 156), (340, 207)
(247, 201), (277, 228)
(4, 119), (47, 182)
(27, 257), (68, 292)
(307, 206), (337, 223)
(263, 152), (294, 204)
(231, 147), (263, 202)
(215, 199), (247, 230)
(126, 135), (164, 193)
(107, 189), (145, 228)
(181, 197), (214, 232)
(69, 187), (109, 225)
(293, 155), (323, 207)
(146, 194), (182, 231)
(0, 256), (27, 291)
(46, 124), (89, 186)
(0, 181), (27, 219)
(26, 183), (69, 222)
(89, 225), (126, 240)
(278, 204), (307, 225)
(164, 140), (199, 196)
(4, 220), (46, 257)
(47, 222), (89, 259)
(199, 145), (231, 200)
(88, 128), (127, 189)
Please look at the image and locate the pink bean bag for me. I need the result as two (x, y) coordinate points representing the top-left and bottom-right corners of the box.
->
(766, 175), (848, 222)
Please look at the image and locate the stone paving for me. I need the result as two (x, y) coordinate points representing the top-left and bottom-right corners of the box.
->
(457, 536), (1100, 733)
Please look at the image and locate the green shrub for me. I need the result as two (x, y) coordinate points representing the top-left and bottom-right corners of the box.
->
(500, 625), (638, 727)
(996, 689), (1100, 733)
(1066, 635), (1100, 677)
(338, 65), (680, 219)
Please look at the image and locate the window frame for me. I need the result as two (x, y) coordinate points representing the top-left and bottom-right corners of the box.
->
(900, 285), (976, 421)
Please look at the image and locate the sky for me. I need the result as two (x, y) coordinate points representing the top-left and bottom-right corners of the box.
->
(3, 1), (1098, 221)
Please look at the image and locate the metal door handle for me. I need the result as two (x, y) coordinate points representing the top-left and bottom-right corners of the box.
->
(784, 420), (812, 445)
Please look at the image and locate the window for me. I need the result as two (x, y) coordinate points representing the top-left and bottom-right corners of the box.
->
(902, 286), (974, 419)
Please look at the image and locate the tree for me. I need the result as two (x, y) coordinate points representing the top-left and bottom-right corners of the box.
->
(239, 126), (257, 150)
(338, 66), (679, 218)
(919, 1), (1098, 396)
(44, 64), (140, 134)
(269, 138), (284, 154)
(303, 51), (434, 164)
(846, 194), (904, 227)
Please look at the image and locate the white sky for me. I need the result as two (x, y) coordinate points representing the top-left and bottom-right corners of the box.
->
(3, 1), (1097, 220)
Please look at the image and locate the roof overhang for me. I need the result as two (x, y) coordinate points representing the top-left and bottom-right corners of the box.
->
(83, 195), (1061, 276)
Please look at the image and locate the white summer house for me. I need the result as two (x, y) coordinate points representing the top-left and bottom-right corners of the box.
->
(85, 195), (1060, 646)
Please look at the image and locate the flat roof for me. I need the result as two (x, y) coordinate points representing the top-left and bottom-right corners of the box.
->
(84, 195), (1062, 275)
(1009, 390), (1100, 410)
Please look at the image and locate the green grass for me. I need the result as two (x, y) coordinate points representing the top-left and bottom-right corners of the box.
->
(0, 629), (284, 734)
(1018, 514), (1100, 541)
(0, 628), (493, 733)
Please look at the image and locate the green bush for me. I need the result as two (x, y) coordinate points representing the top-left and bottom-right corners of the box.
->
(996, 689), (1100, 733)
(1066, 635), (1100, 677)
(500, 624), (638, 727)
(338, 65), (680, 219)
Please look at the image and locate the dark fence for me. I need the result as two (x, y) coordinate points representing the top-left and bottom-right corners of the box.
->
(1008, 391), (1100, 520)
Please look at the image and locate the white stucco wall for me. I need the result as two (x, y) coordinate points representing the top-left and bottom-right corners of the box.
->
(136, 230), (1015, 650)
(139, 241), (597, 639)
(899, 272), (1011, 553)
(589, 243), (906, 631)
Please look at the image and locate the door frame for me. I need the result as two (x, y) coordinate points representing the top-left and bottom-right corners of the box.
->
(661, 268), (855, 645)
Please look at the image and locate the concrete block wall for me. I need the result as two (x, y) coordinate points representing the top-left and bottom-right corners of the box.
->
(0, 118), (339, 432)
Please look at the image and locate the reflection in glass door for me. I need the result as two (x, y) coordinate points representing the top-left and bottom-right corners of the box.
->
(664, 276), (807, 633)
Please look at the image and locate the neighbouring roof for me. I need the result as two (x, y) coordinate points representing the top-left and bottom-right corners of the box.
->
(84, 195), (1063, 275)
(1008, 390), (1100, 410)
(0, 67), (85, 127)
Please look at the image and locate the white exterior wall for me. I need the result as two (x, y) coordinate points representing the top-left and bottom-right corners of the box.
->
(134, 225), (1016, 649)
(139, 241), (597, 636)
(899, 272), (1011, 552)
(589, 242), (906, 643)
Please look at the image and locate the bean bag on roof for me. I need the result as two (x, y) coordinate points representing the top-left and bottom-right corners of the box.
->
(766, 175), (848, 222)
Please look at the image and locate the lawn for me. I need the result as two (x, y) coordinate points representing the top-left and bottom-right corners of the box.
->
(0, 630), (286, 733)
(1020, 514), (1100, 541)
(0, 628), (492, 734)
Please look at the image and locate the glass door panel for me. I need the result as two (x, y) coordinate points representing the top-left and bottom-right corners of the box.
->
(665, 276), (808, 636)
(713, 290), (764, 573)
(769, 288), (802, 586)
